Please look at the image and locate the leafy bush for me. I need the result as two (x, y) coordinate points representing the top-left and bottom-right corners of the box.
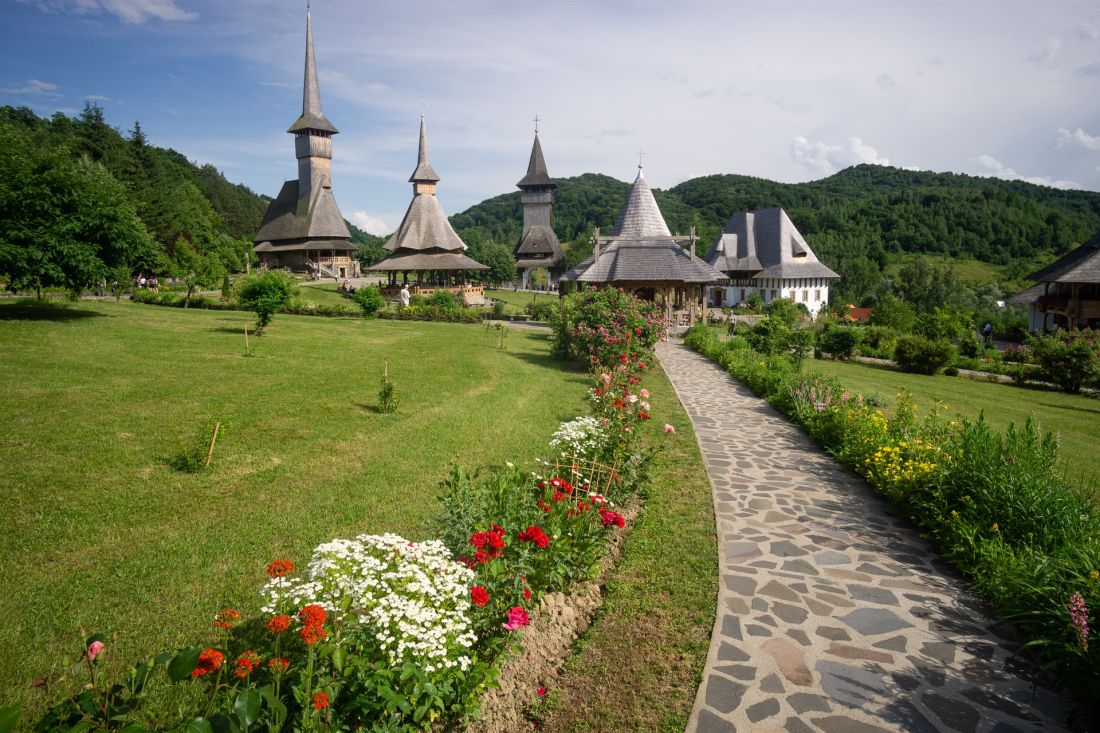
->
(552, 288), (663, 369)
(236, 270), (297, 334)
(492, 300), (505, 317)
(353, 285), (385, 317)
(525, 299), (557, 321)
(169, 420), (221, 473)
(378, 372), (398, 413)
(893, 335), (955, 375)
(425, 290), (460, 309)
(818, 324), (860, 360)
(856, 325), (898, 359)
(1030, 330), (1100, 394)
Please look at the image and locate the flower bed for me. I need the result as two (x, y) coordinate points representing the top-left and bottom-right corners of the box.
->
(684, 323), (1100, 725)
(18, 290), (668, 733)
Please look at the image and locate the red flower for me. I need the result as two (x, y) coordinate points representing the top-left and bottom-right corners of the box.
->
(213, 608), (240, 629)
(502, 606), (530, 631)
(469, 532), (489, 548)
(537, 499), (551, 512)
(300, 625), (327, 645)
(600, 510), (626, 528)
(488, 531), (506, 549)
(312, 692), (329, 710)
(639, 411), (651, 420)
(518, 526), (550, 548)
(471, 586), (490, 607)
(475, 549), (490, 564)
(267, 614), (292, 634)
(191, 648), (224, 678)
(268, 657), (289, 672)
(232, 651), (261, 679)
(299, 604), (326, 628)
(552, 490), (567, 502)
(524, 586), (532, 600)
(265, 559), (295, 578)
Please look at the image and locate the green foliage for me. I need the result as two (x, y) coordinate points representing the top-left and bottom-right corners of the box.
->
(894, 335), (956, 375)
(869, 294), (917, 332)
(378, 372), (398, 413)
(856, 325), (898, 359)
(424, 290), (460, 309)
(352, 285), (385, 317)
(524, 299), (557, 321)
(916, 305), (974, 344)
(817, 323), (861, 360)
(236, 270), (297, 333)
(169, 420), (221, 473)
(1030, 330), (1100, 394)
(764, 297), (807, 326)
(553, 288), (664, 369)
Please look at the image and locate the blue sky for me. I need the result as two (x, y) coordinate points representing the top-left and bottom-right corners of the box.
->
(2, 0), (1099, 235)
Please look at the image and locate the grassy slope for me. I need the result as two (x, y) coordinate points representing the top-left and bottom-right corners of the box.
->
(0, 301), (591, 707)
(807, 357), (1100, 487)
(296, 282), (355, 307)
(485, 289), (560, 316)
(540, 363), (717, 732)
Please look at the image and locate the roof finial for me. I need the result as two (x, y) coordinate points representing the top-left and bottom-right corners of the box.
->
(636, 150), (646, 178)
(533, 114), (540, 134)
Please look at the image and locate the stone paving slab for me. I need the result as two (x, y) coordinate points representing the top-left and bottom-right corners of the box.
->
(655, 342), (1069, 733)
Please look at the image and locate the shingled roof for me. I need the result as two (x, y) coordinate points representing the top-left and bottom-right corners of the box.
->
(365, 251), (488, 272)
(515, 226), (564, 259)
(1029, 231), (1100, 283)
(255, 180), (350, 243)
(287, 11), (337, 134)
(408, 116), (440, 183)
(613, 167), (671, 238)
(384, 192), (467, 253)
(516, 132), (555, 188)
(707, 207), (838, 280)
(564, 240), (725, 284)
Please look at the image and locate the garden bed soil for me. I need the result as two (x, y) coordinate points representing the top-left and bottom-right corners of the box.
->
(467, 503), (641, 733)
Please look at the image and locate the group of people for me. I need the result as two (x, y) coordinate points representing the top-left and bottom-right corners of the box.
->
(136, 275), (159, 293)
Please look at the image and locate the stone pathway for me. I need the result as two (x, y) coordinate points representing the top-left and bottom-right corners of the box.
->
(655, 342), (1069, 733)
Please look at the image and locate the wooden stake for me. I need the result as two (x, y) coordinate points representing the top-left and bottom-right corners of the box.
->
(205, 421), (221, 468)
(384, 360), (389, 378)
(244, 327), (249, 354)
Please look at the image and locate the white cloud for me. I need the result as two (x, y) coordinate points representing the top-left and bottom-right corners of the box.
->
(349, 211), (390, 236)
(1056, 127), (1100, 151)
(0, 78), (62, 97)
(973, 154), (1080, 189)
(1027, 38), (1062, 64)
(876, 73), (896, 91)
(1079, 22), (1100, 41)
(790, 136), (890, 175)
(19, 0), (196, 24)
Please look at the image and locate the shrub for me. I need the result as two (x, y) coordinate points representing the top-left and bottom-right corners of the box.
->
(378, 371), (398, 413)
(552, 288), (663, 369)
(818, 324), (860, 360)
(943, 366), (959, 376)
(236, 270), (297, 334)
(1030, 330), (1100, 394)
(492, 300), (505, 317)
(857, 326), (898, 359)
(425, 290), (460, 309)
(894, 335), (955, 375)
(353, 284), (385, 317)
(525, 299), (557, 321)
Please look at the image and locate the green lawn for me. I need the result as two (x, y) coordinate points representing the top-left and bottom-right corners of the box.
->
(0, 300), (592, 712)
(807, 357), (1100, 487)
(296, 282), (355, 307)
(486, 288), (560, 315)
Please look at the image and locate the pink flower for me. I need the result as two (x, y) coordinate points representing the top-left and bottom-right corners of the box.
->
(639, 389), (649, 399)
(502, 606), (530, 631)
(600, 373), (612, 386)
(87, 641), (105, 662)
(627, 394), (638, 403)
(537, 687), (547, 696)
(663, 423), (676, 434)
(1070, 592), (1089, 651)
(640, 401), (650, 411)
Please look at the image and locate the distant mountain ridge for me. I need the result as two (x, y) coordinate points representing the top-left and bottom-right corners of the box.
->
(449, 165), (1100, 288)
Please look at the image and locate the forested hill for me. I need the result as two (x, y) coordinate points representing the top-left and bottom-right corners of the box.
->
(0, 104), (380, 291)
(449, 165), (1100, 293)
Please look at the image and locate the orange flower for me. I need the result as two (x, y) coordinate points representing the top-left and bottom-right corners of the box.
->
(266, 614), (292, 634)
(267, 657), (289, 673)
(300, 625), (327, 645)
(299, 604), (326, 628)
(191, 648), (225, 677)
(232, 651), (261, 679)
(213, 608), (241, 629)
(312, 692), (329, 710)
(265, 559), (296, 578)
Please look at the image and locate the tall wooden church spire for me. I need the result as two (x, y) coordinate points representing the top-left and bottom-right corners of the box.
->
(288, 9), (336, 135)
(409, 116), (440, 194)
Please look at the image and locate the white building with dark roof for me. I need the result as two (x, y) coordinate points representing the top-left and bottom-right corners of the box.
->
(705, 207), (838, 318)
(514, 130), (565, 289)
(1008, 231), (1100, 332)
(253, 9), (357, 279)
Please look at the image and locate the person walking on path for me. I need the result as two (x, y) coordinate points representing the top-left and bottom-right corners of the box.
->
(655, 341), (1068, 732)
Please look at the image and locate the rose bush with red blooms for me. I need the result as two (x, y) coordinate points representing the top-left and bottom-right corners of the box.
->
(471, 586), (490, 607)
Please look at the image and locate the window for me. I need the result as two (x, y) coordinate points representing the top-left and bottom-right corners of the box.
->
(815, 289), (821, 302)
(801, 290), (808, 302)
(770, 289), (777, 301)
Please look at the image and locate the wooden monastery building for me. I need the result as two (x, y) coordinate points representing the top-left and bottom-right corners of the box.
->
(563, 164), (727, 327)
(513, 129), (566, 289)
(366, 118), (489, 302)
(1008, 230), (1100, 332)
(705, 207), (838, 319)
(253, 10), (359, 280)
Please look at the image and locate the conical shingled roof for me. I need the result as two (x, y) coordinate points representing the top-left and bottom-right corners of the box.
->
(516, 132), (555, 188)
(383, 193), (467, 253)
(408, 116), (440, 183)
(563, 240), (725, 284)
(287, 11), (337, 134)
(706, 208), (838, 280)
(613, 167), (671, 238)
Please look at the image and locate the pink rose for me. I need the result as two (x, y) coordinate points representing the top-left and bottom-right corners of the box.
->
(627, 394), (638, 403)
(87, 641), (105, 662)
(663, 424), (676, 434)
(640, 389), (649, 398)
(502, 606), (530, 631)
(640, 402), (650, 411)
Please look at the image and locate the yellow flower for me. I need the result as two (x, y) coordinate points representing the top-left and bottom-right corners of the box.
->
(1091, 570), (1099, 582)
(990, 523), (999, 533)
(950, 510), (959, 519)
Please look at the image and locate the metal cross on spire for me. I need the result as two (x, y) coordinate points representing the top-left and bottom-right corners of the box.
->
(533, 114), (540, 133)
(636, 150), (646, 174)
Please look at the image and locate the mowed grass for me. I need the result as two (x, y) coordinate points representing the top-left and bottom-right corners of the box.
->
(296, 282), (356, 307)
(0, 300), (591, 710)
(807, 357), (1100, 487)
(539, 362), (717, 732)
(486, 288), (560, 316)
